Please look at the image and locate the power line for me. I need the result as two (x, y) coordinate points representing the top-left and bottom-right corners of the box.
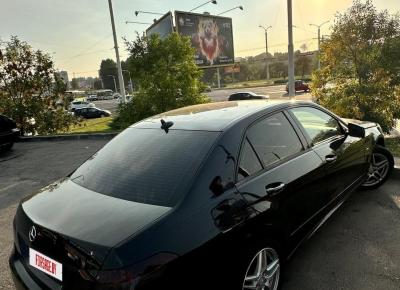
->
(236, 38), (316, 53)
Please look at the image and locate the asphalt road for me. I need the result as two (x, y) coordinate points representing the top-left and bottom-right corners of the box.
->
(91, 85), (312, 114)
(1, 140), (399, 289)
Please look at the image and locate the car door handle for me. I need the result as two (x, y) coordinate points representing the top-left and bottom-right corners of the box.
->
(325, 155), (337, 163)
(265, 182), (286, 197)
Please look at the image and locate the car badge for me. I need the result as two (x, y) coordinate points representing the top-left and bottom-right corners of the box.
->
(29, 225), (37, 242)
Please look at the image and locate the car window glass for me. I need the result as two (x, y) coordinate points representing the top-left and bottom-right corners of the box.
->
(290, 107), (342, 144)
(238, 139), (263, 181)
(89, 108), (96, 112)
(71, 129), (219, 207)
(246, 112), (303, 167)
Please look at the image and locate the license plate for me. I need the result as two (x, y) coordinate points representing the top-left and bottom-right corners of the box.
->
(29, 248), (63, 281)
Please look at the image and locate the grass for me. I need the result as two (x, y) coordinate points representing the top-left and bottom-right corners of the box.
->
(386, 137), (400, 158)
(67, 117), (116, 134)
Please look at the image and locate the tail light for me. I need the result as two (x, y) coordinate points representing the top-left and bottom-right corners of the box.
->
(86, 252), (178, 289)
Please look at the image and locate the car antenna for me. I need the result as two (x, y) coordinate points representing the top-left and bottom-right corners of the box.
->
(160, 119), (174, 133)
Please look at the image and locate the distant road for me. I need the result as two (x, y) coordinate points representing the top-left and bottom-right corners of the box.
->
(207, 84), (288, 102)
(92, 85), (312, 113)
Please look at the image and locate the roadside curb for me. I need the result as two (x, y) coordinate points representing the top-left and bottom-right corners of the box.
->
(394, 157), (400, 169)
(17, 132), (119, 142)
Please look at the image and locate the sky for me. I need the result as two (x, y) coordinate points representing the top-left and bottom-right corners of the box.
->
(0, 0), (399, 78)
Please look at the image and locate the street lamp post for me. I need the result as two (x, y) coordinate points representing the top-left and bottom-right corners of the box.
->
(107, 0), (126, 103)
(287, 0), (295, 97)
(190, 0), (217, 12)
(217, 6), (243, 16)
(122, 70), (133, 93)
(259, 25), (272, 80)
(107, 75), (117, 93)
(309, 21), (329, 70)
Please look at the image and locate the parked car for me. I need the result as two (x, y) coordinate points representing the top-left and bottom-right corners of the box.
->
(87, 95), (98, 101)
(0, 114), (20, 151)
(286, 80), (311, 92)
(74, 107), (111, 119)
(9, 100), (393, 290)
(69, 100), (94, 111)
(228, 91), (270, 101)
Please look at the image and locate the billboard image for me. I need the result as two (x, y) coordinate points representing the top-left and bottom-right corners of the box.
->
(175, 11), (235, 67)
(146, 12), (174, 40)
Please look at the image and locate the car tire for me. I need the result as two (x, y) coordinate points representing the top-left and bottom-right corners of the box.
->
(360, 145), (394, 190)
(230, 240), (283, 290)
(100, 114), (105, 118)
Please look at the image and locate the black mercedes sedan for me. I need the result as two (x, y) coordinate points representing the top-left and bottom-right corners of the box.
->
(0, 114), (20, 151)
(10, 100), (393, 290)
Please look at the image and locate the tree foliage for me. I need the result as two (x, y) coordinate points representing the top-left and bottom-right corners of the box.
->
(0, 36), (77, 135)
(311, 0), (400, 132)
(111, 33), (209, 129)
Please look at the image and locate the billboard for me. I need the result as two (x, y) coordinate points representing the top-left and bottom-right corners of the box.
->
(175, 11), (235, 67)
(146, 12), (174, 40)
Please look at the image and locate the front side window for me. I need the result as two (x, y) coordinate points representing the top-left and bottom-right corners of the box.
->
(245, 112), (303, 168)
(290, 107), (342, 144)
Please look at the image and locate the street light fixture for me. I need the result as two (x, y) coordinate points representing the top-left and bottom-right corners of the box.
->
(126, 21), (153, 25)
(217, 6), (243, 16)
(190, 0), (217, 12)
(258, 25), (272, 80)
(309, 20), (330, 70)
(135, 10), (164, 17)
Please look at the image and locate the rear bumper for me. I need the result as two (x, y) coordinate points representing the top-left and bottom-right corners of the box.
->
(0, 128), (20, 145)
(9, 246), (61, 290)
(9, 247), (42, 290)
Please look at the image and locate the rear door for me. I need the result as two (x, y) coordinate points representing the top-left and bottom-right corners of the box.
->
(235, 111), (328, 240)
(288, 106), (368, 203)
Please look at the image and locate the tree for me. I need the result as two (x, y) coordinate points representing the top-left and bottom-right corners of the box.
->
(295, 52), (312, 79)
(99, 59), (118, 91)
(93, 78), (103, 90)
(312, 0), (400, 132)
(0, 36), (77, 135)
(111, 33), (209, 129)
(70, 78), (79, 89)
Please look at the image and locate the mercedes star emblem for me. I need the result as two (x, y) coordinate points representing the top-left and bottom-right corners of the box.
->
(29, 225), (37, 242)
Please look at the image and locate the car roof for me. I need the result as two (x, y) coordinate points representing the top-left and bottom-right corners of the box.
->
(132, 100), (312, 131)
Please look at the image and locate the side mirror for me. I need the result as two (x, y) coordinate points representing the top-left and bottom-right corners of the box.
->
(347, 123), (365, 138)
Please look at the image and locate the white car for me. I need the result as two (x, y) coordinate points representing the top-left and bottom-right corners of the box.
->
(69, 100), (95, 111)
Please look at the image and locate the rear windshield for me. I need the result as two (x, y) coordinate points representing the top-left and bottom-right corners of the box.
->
(71, 128), (219, 207)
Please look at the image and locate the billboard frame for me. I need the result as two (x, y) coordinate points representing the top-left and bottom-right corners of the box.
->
(174, 10), (235, 69)
(146, 11), (174, 38)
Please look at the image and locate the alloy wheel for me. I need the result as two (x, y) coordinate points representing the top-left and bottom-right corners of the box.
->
(362, 152), (390, 187)
(242, 248), (280, 290)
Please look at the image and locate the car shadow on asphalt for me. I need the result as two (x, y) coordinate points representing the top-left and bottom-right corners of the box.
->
(281, 170), (400, 290)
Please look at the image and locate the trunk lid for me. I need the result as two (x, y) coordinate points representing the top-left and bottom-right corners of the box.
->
(14, 179), (171, 287)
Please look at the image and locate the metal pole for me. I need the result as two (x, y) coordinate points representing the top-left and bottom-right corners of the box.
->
(108, 0), (126, 103)
(265, 31), (270, 80)
(317, 27), (321, 70)
(217, 67), (221, 88)
(287, 0), (295, 97)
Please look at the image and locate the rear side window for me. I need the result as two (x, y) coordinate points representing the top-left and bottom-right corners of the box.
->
(238, 139), (263, 181)
(246, 112), (303, 168)
(71, 128), (218, 207)
(290, 107), (342, 144)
